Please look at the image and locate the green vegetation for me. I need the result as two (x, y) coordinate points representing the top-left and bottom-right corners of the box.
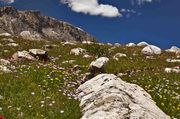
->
(0, 36), (179, 119)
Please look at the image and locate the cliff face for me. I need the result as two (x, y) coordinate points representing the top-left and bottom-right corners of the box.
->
(0, 6), (97, 42)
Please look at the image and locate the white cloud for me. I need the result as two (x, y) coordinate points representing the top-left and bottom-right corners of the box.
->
(0, 0), (14, 4)
(61, 0), (121, 18)
(131, 0), (153, 5)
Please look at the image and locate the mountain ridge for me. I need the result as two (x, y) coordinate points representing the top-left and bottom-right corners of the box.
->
(0, 6), (97, 42)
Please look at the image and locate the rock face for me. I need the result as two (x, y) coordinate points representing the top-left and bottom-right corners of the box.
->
(142, 45), (161, 55)
(0, 6), (97, 42)
(77, 74), (170, 119)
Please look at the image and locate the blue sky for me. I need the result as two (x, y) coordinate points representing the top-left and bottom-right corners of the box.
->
(0, 0), (180, 48)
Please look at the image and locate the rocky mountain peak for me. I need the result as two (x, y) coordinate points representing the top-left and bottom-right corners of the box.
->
(0, 6), (97, 42)
(0, 6), (18, 16)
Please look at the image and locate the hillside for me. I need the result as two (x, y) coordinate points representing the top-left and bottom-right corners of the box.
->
(0, 36), (179, 119)
(0, 6), (96, 42)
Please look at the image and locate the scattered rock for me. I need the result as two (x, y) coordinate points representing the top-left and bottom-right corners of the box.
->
(137, 41), (149, 46)
(29, 49), (49, 61)
(82, 41), (92, 44)
(114, 43), (121, 47)
(83, 54), (92, 58)
(12, 50), (36, 61)
(62, 60), (76, 64)
(176, 49), (180, 58)
(166, 46), (179, 53)
(7, 43), (19, 47)
(77, 74), (170, 119)
(166, 59), (180, 63)
(0, 32), (11, 36)
(107, 43), (112, 46)
(165, 66), (180, 73)
(113, 53), (127, 60)
(0, 59), (10, 66)
(90, 57), (109, 69)
(0, 65), (11, 73)
(70, 48), (86, 55)
(142, 45), (161, 55)
(126, 42), (136, 47)
(62, 41), (76, 46)
(2, 38), (14, 42)
(45, 45), (53, 50)
(108, 46), (116, 53)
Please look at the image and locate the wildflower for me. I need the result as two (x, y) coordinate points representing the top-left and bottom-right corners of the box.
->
(60, 110), (64, 114)
(31, 92), (35, 95)
(0, 115), (4, 119)
(0, 107), (2, 111)
(49, 103), (53, 106)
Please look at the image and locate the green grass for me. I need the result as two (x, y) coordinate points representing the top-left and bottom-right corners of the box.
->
(0, 36), (179, 119)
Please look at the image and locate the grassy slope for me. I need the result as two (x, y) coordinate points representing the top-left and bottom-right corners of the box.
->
(0, 36), (179, 119)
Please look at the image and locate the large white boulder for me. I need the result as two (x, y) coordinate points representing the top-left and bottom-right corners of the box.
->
(142, 45), (161, 55)
(77, 74), (170, 119)
(90, 57), (109, 69)
(137, 41), (149, 46)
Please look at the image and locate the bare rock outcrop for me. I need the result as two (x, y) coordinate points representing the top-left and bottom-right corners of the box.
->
(77, 74), (170, 119)
(0, 6), (97, 42)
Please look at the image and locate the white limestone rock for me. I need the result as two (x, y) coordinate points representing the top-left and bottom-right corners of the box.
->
(126, 42), (136, 47)
(0, 59), (10, 66)
(12, 50), (36, 61)
(0, 65), (11, 73)
(166, 59), (180, 63)
(0, 33), (11, 36)
(165, 66), (180, 73)
(7, 43), (19, 47)
(77, 74), (170, 119)
(113, 53), (127, 61)
(137, 41), (149, 46)
(70, 48), (86, 55)
(142, 45), (161, 55)
(166, 46), (179, 53)
(90, 57), (109, 69)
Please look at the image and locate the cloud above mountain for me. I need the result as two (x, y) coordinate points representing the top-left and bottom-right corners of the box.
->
(61, 0), (121, 18)
(61, 0), (156, 18)
(0, 0), (14, 4)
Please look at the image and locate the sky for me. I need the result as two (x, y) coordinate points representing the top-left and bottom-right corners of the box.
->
(0, 0), (180, 48)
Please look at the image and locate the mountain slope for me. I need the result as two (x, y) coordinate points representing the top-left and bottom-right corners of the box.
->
(0, 6), (97, 42)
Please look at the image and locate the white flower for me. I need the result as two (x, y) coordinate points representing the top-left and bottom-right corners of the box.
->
(60, 110), (64, 114)
(31, 92), (35, 95)
(49, 103), (53, 106)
